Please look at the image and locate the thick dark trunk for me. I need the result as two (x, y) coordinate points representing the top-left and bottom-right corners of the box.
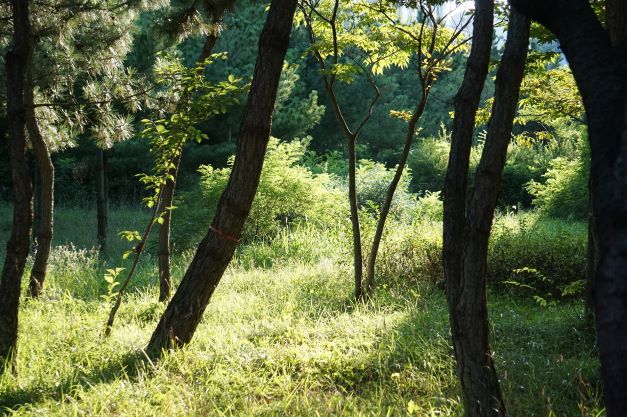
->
(442, 0), (511, 415)
(443, 0), (494, 308)
(0, 0), (32, 374)
(509, 0), (627, 415)
(365, 93), (428, 294)
(585, 189), (598, 321)
(147, 0), (297, 354)
(458, 11), (529, 417)
(157, 32), (220, 302)
(26, 73), (54, 298)
(96, 148), (108, 252)
(347, 137), (364, 300)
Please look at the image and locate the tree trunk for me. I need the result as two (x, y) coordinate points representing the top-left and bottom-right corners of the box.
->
(365, 92), (428, 294)
(96, 148), (108, 252)
(26, 72), (54, 299)
(0, 0), (32, 374)
(147, 0), (297, 354)
(158, 31), (221, 302)
(442, 0), (504, 415)
(32, 159), (41, 245)
(456, 11), (530, 417)
(158, 152), (181, 302)
(347, 136), (364, 300)
(585, 188), (597, 321)
(509, 0), (627, 415)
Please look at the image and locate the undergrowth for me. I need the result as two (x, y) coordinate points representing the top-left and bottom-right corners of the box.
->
(0, 204), (602, 416)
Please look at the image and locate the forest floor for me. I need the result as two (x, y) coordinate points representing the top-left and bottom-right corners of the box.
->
(0, 204), (603, 416)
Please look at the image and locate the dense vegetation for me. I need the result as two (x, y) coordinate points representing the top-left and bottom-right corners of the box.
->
(2, 0), (627, 416)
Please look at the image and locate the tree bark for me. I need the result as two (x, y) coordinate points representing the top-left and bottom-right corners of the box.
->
(158, 30), (221, 302)
(0, 0), (32, 374)
(347, 136), (364, 300)
(32, 159), (41, 245)
(147, 0), (297, 354)
(508, 0), (627, 415)
(442, 0), (516, 415)
(96, 148), (108, 252)
(26, 71), (54, 298)
(456, 11), (530, 417)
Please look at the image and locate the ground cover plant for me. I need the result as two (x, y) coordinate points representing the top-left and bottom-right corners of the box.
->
(0, 204), (601, 416)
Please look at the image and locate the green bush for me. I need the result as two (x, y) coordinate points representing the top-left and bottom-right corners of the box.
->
(527, 137), (589, 220)
(367, 213), (585, 297)
(488, 214), (587, 294)
(172, 138), (345, 250)
(355, 159), (415, 221)
(413, 191), (443, 222)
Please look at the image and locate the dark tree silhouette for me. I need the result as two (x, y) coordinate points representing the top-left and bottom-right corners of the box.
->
(509, 0), (627, 415)
(0, 0), (33, 373)
(443, 3), (530, 416)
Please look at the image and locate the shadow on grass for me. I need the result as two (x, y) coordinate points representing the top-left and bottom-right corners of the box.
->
(0, 350), (151, 412)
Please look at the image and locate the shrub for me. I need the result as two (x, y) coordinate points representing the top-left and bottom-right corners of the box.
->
(172, 138), (345, 250)
(526, 137), (589, 220)
(488, 214), (586, 294)
(413, 191), (443, 222)
(355, 159), (415, 221)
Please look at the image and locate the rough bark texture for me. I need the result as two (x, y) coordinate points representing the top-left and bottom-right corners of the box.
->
(443, 0), (494, 308)
(26, 72), (54, 298)
(606, 0), (627, 47)
(147, 0), (297, 354)
(0, 0), (32, 374)
(96, 148), (108, 252)
(158, 32), (220, 302)
(509, 0), (627, 415)
(442, 0), (506, 415)
(455, 11), (529, 417)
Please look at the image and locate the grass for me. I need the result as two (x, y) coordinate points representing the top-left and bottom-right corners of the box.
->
(0, 203), (603, 416)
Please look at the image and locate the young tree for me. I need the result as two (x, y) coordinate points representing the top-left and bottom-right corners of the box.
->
(508, 0), (627, 414)
(0, 0), (33, 374)
(363, 1), (470, 295)
(299, 0), (379, 299)
(157, 2), (235, 302)
(146, 0), (298, 354)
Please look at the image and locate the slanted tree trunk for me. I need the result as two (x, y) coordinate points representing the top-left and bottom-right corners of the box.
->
(509, 0), (627, 415)
(365, 91), (428, 294)
(96, 148), (108, 252)
(32, 159), (41, 245)
(158, 29), (221, 302)
(147, 0), (297, 354)
(0, 0), (32, 374)
(26, 72), (54, 298)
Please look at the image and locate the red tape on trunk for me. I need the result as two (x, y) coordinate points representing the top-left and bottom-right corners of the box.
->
(209, 226), (240, 243)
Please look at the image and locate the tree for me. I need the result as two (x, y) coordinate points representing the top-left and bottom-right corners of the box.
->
(363, 1), (470, 295)
(0, 0), (157, 297)
(443, 0), (529, 416)
(146, 0), (298, 354)
(156, 2), (234, 302)
(506, 1), (627, 415)
(0, 0), (33, 374)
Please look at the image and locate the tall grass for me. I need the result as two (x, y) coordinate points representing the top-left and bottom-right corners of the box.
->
(0, 204), (602, 416)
